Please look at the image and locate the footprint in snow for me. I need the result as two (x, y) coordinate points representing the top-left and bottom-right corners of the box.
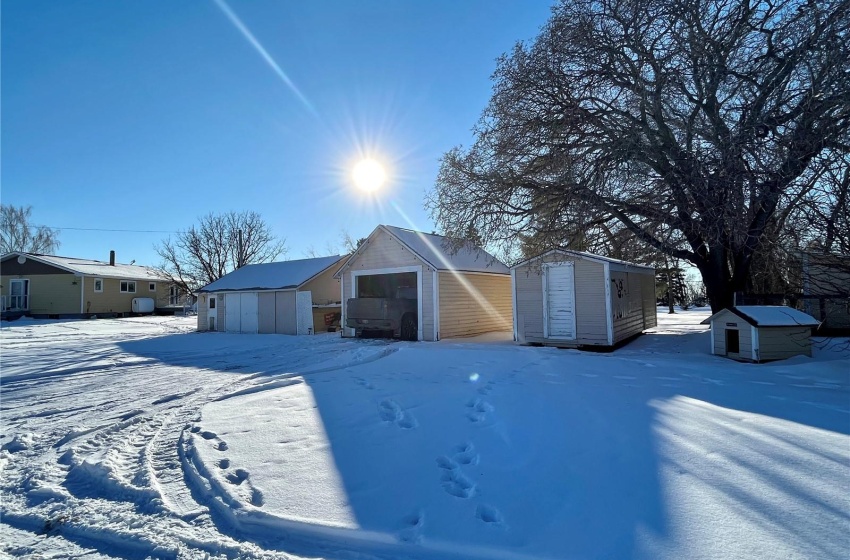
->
(379, 400), (418, 430)
(453, 442), (479, 466)
(441, 469), (475, 499)
(200, 431), (217, 440)
(476, 504), (504, 525)
(379, 400), (402, 422)
(217, 458), (230, 469)
(398, 510), (425, 543)
(217, 441), (228, 451)
(226, 468), (249, 485)
(251, 487), (265, 507)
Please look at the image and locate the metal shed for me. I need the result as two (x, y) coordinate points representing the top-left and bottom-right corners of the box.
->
(700, 306), (819, 362)
(336, 225), (512, 341)
(196, 255), (345, 335)
(511, 249), (657, 348)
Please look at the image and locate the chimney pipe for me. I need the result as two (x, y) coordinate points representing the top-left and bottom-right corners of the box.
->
(109, 251), (115, 266)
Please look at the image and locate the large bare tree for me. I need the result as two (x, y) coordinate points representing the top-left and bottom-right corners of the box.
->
(156, 211), (287, 292)
(428, 0), (850, 312)
(0, 204), (60, 254)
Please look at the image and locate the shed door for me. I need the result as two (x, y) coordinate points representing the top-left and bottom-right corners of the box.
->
(225, 294), (241, 332)
(240, 293), (259, 334)
(545, 263), (576, 339)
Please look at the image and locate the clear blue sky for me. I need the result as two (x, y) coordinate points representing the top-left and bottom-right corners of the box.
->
(2, 0), (553, 266)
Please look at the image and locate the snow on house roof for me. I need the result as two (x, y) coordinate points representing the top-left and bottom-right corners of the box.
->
(2, 252), (170, 281)
(380, 225), (509, 274)
(198, 255), (343, 293)
(512, 248), (655, 271)
(701, 306), (819, 327)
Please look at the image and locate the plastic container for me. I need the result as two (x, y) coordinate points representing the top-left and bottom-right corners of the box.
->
(131, 297), (155, 314)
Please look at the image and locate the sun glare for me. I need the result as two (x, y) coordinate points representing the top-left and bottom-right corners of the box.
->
(352, 159), (386, 192)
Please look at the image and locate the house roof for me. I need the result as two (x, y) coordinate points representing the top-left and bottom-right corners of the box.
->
(700, 306), (819, 327)
(1, 252), (170, 281)
(198, 255), (344, 293)
(512, 248), (655, 271)
(338, 225), (509, 276)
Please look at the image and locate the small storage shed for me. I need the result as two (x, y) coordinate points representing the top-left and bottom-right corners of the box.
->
(512, 249), (657, 348)
(197, 255), (345, 335)
(336, 225), (512, 341)
(700, 306), (819, 362)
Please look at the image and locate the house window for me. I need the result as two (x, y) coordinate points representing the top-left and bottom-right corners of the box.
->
(94, 278), (103, 293)
(120, 281), (136, 293)
(149, 282), (156, 292)
(209, 295), (216, 309)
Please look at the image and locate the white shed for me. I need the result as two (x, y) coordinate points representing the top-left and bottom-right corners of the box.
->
(336, 225), (513, 341)
(197, 255), (345, 335)
(511, 249), (657, 348)
(700, 306), (819, 362)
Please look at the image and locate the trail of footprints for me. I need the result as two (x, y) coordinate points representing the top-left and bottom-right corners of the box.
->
(432, 382), (504, 532)
(189, 426), (265, 507)
(355, 371), (503, 540)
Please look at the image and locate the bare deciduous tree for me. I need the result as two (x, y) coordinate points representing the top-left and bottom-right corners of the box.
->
(0, 205), (60, 254)
(428, 0), (850, 312)
(156, 211), (286, 292)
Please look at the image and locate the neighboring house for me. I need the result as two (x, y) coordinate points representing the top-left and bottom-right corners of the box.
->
(335, 225), (513, 341)
(512, 249), (657, 348)
(0, 251), (174, 318)
(701, 306), (819, 362)
(800, 252), (850, 331)
(196, 255), (345, 334)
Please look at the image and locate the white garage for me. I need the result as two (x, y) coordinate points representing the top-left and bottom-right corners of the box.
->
(197, 255), (345, 335)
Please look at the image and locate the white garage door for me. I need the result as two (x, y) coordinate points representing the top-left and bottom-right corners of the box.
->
(545, 262), (576, 339)
(225, 293), (259, 333)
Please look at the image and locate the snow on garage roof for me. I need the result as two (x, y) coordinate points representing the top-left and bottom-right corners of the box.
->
(701, 306), (819, 327)
(380, 225), (509, 274)
(198, 255), (343, 293)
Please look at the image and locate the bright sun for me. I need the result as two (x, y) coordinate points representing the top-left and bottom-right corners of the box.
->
(352, 159), (386, 192)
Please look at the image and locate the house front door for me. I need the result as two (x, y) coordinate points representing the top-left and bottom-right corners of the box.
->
(10, 279), (30, 310)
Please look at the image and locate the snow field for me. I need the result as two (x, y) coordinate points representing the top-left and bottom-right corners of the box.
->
(1, 310), (848, 559)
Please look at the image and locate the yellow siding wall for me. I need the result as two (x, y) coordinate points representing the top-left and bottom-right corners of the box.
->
(0, 273), (80, 315)
(758, 327), (812, 360)
(300, 263), (342, 305)
(340, 228), (435, 340)
(438, 272), (512, 338)
(83, 277), (172, 315)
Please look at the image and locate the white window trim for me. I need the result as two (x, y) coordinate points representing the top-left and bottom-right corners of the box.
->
(94, 278), (104, 293)
(149, 282), (156, 292)
(120, 280), (137, 293)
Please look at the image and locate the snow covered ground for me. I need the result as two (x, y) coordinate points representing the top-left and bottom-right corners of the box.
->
(1, 310), (848, 559)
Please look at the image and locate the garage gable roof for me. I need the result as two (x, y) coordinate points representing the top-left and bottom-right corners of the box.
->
(198, 255), (343, 293)
(512, 248), (655, 271)
(338, 225), (509, 275)
(1, 252), (170, 281)
(700, 306), (819, 327)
